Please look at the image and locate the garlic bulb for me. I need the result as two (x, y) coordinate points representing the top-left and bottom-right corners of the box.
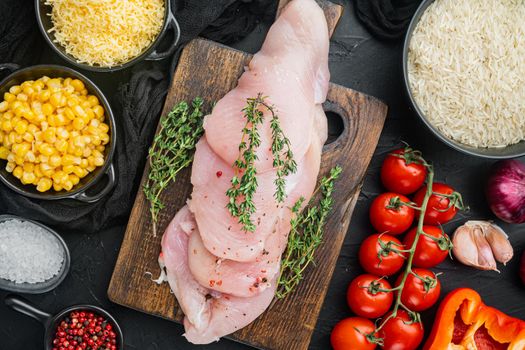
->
(452, 221), (513, 272)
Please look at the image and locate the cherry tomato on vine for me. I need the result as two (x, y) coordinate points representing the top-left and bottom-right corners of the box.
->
(370, 193), (415, 235)
(378, 310), (424, 350)
(413, 183), (466, 225)
(381, 148), (427, 195)
(331, 317), (378, 350)
(347, 274), (393, 318)
(403, 225), (452, 268)
(395, 268), (441, 312)
(359, 234), (405, 276)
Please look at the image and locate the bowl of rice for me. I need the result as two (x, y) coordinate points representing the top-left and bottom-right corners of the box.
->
(403, 0), (525, 158)
(35, 0), (180, 72)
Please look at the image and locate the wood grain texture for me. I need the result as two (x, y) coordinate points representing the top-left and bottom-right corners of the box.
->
(109, 2), (386, 349)
(277, 0), (343, 37)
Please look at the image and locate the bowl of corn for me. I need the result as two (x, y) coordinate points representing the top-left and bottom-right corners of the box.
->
(0, 64), (116, 203)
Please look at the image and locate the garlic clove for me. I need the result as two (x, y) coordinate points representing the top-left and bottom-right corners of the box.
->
(452, 223), (499, 272)
(484, 223), (513, 265)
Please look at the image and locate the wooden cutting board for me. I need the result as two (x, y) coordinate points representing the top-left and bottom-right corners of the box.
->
(108, 2), (387, 349)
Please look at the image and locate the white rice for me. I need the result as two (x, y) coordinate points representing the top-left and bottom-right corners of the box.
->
(408, 0), (525, 148)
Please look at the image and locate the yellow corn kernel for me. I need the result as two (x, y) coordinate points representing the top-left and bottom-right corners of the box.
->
(61, 154), (76, 166)
(80, 100), (91, 110)
(72, 117), (86, 131)
(56, 127), (69, 139)
(99, 123), (109, 133)
(33, 81), (44, 91)
(69, 174), (80, 186)
(49, 155), (61, 167)
(38, 154), (49, 164)
(21, 172), (36, 185)
(3, 110), (13, 120)
(12, 142), (30, 157)
(33, 113), (46, 123)
(71, 79), (85, 91)
(9, 85), (21, 95)
(14, 133), (23, 144)
(85, 108), (95, 121)
(0, 101), (8, 112)
(23, 163), (34, 173)
(49, 93), (63, 107)
(5, 162), (15, 173)
(47, 78), (61, 90)
(38, 143), (54, 157)
(40, 121), (49, 131)
(96, 145), (105, 153)
(80, 88), (88, 96)
(34, 166), (43, 178)
(12, 166), (23, 179)
(55, 113), (66, 126)
(40, 76), (50, 83)
(62, 180), (73, 191)
(52, 170), (68, 184)
(86, 165), (96, 172)
(14, 155), (24, 166)
(73, 166), (85, 178)
(16, 93), (28, 102)
(87, 95), (98, 107)
(36, 178), (52, 192)
(79, 158), (89, 168)
(53, 183), (63, 191)
(55, 139), (68, 153)
(73, 148), (83, 157)
(92, 105), (104, 119)
(63, 85), (74, 95)
(43, 127), (56, 143)
(27, 123), (38, 134)
(39, 90), (51, 102)
(0, 146), (9, 159)
(7, 132), (16, 145)
(63, 165), (75, 174)
(22, 132), (34, 143)
(100, 133), (109, 145)
(34, 131), (43, 142)
(14, 120), (28, 134)
(73, 105), (87, 119)
(25, 151), (36, 163)
(2, 119), (13, 132)
(4, 92), (15, 102)
(63, 77), (72, 86)
(64, 107), (75, 120)
(82, 148), (92, 158)
(42, 103), (53, 116)
(93, 157), (104, 167)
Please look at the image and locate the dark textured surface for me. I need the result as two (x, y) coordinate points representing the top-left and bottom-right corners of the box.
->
(1, 2), (524, 350)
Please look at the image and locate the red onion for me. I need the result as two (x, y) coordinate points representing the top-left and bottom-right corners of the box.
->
(486, 160), (525, 224)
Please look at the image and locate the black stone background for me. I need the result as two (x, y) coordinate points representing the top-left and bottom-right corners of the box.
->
(1, 2), (524, 349)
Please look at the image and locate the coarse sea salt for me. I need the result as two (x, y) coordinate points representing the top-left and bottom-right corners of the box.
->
(0, 219), (64, 284)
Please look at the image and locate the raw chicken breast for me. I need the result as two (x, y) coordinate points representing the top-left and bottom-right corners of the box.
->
(162, 0), (330, 344)
(160, 205), (276, 344)
(190, 137), (282, 262)
(203, 0), (329, 172)
(160, 206), (211, 331)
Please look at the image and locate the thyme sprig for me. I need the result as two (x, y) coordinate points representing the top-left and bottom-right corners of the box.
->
(226, 93), (296, 232)
(143, 98), (204, 236)
(276, 165), (343, 299)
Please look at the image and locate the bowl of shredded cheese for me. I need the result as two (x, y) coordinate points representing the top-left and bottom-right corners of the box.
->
(0, 64), (116, 202)
(403, 0), (525, 159)
(35, 0), (180, 71)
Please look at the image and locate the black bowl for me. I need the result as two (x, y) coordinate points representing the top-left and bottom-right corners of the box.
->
(0, 64), (116, 203)
(5, 295), (124, 350)
(35, 0), (180, 72)
(403, 0), (525, 159)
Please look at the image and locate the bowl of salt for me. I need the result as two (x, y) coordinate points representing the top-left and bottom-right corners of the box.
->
(0, 215), (70, 294)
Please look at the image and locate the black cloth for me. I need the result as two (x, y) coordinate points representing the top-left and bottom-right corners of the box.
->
(355, 0), (422, 40)
(0, 0), (274, 232)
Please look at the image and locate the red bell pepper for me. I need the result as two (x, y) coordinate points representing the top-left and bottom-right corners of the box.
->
(424, 288), (525, 350)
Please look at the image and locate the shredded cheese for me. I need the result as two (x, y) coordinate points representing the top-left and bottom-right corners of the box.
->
(45, 0), (165, 67)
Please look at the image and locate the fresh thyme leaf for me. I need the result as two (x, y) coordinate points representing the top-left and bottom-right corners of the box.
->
(276, 165), (343, 299)
(226, 93), (296, 232)
(143, 98), (204, 236)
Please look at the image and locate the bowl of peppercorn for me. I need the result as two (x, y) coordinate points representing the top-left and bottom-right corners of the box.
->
(4, 295), (123, 350)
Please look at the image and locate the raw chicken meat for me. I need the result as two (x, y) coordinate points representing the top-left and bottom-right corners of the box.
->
(203, 0), (329, 172)
(161, 205), (277, 344)
(160, 0), (330, 344)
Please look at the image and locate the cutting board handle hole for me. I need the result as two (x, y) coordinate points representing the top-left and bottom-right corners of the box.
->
(324, 110), (345, 145)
